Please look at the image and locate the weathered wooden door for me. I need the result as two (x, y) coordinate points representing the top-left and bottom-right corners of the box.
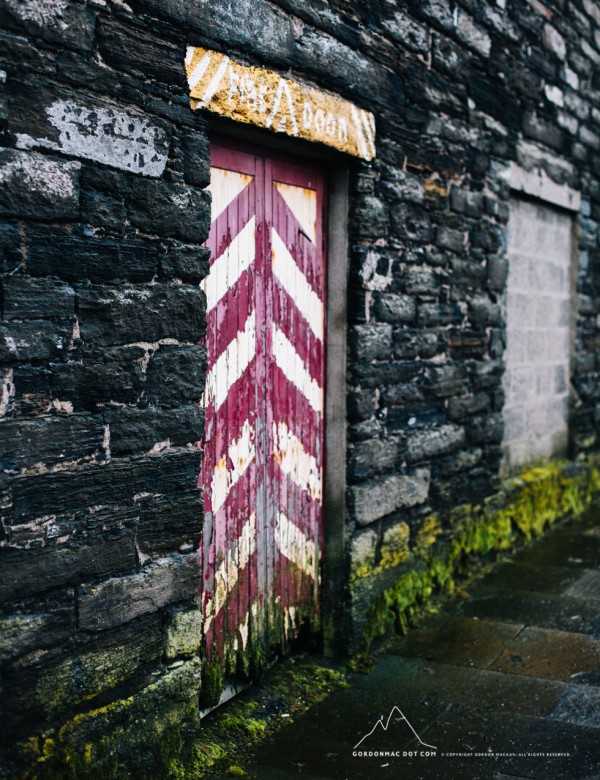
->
(200, 143), (326, 681)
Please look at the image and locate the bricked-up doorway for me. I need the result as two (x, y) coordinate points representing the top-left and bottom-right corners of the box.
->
(199, 143), (327, 686)
(502, 197), (575, 473)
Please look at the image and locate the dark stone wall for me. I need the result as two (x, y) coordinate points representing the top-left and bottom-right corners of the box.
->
(1, 0), (600, 773)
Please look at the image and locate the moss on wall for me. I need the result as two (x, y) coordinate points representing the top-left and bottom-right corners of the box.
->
(358, 458), (600, 649)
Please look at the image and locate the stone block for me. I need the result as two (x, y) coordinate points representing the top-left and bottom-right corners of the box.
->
(350, 468), (430, 526)
(0, 537), (137, 603)
(0, 321), (71, 363)
(543, 23), (567, 60)
(448, 393), (491, 421)
(1, 0), (95, 51)
(466, 413), (505, 445)
(182, 133), (211, 189)
(450, 187), (485, 217)
(416, 0), (454, 30)
(127, 180), (211, 243)
(10, 451), (200, 522)
(352, 195), (389, 239)
(350, 324), (393, 362)
(13, 89), (170, 176)
(391, 203), (433, 243)
(51, 347), (145, 411)
(380, 522), (410, 568)
(136, 491), (201, 556)
(107, 405), (204, 455)
(404, 267), (439, 295)
(524, 111), (565, 151)
(78, 553), (201, 631)
(348, 437), (400, 480)
(2, 275), (75, 320)
(145, 346), (207, 406)
(159, 243), (211, 284)
(348, 389), (377, 422)
(487, 255), (509, 290)
(350, 528), (378, 575)
(0, 149), (79, 219)
(9, 89), (169, 177)
(417, 303), (462, 327)
(393, 330), (443, 360)
(165, 608), (203, 659)
(375, 293), (416, 323)
(406, 425), (466, 462)
(455, 10), (492, 58)
(0, 599), (74, 663)
(0, 414), (104, 470)
(468, 294), (502, 327)
(381, 9), (429, 52)
(25, 226), (160, 283)
(76, 283), (206, 346)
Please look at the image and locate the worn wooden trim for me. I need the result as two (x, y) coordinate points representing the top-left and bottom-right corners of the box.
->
(322, 166), (349, 658)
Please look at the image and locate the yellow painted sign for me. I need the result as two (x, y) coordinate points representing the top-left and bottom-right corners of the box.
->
(185, 47), (376, 161)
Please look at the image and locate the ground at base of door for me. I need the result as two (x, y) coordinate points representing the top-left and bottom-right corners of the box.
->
(206, 507), (600, 779)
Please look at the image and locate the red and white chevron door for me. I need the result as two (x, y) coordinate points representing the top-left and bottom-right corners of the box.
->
(199, 144), (326, 677)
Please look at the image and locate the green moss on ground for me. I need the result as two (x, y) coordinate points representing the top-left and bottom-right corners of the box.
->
(191, 656), (347, 777)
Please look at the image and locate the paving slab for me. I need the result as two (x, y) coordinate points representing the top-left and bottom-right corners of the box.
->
(492, 626), (600, 681)
(450, 587), (600, 636)
(388, 615), (522, 669)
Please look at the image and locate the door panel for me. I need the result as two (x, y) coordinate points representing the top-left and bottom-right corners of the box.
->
(200, 144), (326, 677)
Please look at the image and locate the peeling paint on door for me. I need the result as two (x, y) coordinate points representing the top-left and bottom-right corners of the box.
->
(200, 145), (326, 679)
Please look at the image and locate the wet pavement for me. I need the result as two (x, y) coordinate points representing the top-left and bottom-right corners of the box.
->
(226, 510), (600, 779)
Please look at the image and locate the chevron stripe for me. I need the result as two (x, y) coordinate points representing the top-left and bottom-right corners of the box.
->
(208, 168), (253, 223)
(272, 228), (324, 341)
(203, 311), (256, 411)
(203, 217), (256, 312)
(210, 418), (255, 514)
(205, 513), (257, 636)
(273, 421), (322, 503)
(274, 181), (317, 243)
(272, 324), (323, 413)
(276, 512), (317, 580)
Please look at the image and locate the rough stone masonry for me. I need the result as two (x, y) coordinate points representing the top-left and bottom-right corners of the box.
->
(1, 0), (600, 776)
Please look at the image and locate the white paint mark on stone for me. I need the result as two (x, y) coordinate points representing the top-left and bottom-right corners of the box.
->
(5, 0), (67, 25)
(51, 399), (74, 414)
(266, 78), (299, 136)
(187, 50), (212, 91)
(15, 99), (169, 177)
(0, 369), (14, 417)
(544, 84), (564, 107)
(360, 250), (393, 291)
(198, 55), (230, 108)
(0, 149), (79, 199)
